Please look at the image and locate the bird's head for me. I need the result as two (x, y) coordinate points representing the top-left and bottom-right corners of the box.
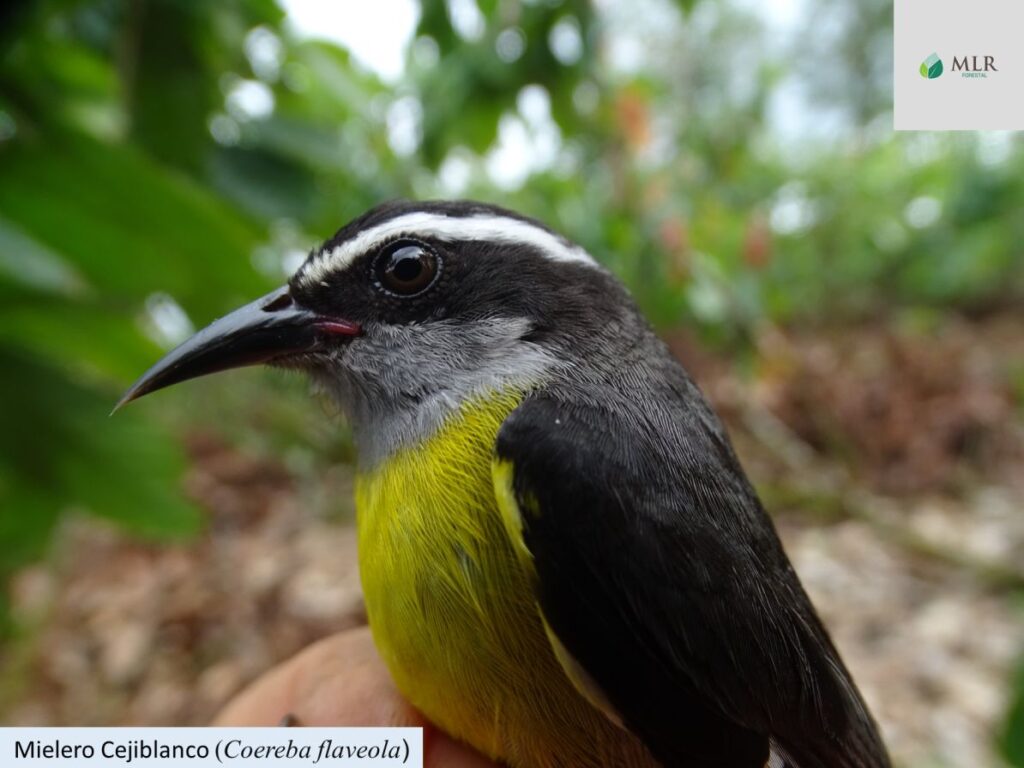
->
(119, 200), (637, 462)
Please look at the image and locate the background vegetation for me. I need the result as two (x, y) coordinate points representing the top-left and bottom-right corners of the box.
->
(1, 0), (1023, 765)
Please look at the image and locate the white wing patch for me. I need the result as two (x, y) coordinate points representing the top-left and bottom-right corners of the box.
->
(493, 457), (626, 730)
(542, 615), (628, 730)
(297, 211), (597, 285)
(767, 740), (797, 768)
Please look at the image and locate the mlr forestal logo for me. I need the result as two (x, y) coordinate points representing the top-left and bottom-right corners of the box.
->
(953, 54), (998, 77)
(921, 52), (998, 80)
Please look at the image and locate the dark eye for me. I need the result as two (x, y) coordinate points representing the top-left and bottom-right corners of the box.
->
(374, 241), (440, 296)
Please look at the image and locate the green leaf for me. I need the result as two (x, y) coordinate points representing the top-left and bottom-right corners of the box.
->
(0, 127), (272, 319)
(0, 214), (89, 297)
(59, 404), (203, 539)
(0, 350), (202, 547)
(0, 467), (61, 576)
(0, 298), (164, 385)
(125, 1), (218, 173)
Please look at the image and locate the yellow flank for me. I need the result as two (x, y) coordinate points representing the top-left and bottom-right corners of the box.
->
(355, 391), (656, 768)
(491, 458), (534, 565)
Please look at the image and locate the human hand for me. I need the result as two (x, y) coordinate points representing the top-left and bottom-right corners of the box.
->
(215, 625), (498, 768)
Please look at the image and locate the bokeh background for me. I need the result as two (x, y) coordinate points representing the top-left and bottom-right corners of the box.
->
(1, 0), (1023, 765)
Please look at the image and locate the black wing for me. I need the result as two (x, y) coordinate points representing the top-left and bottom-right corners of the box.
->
(495, 391), (890, 768)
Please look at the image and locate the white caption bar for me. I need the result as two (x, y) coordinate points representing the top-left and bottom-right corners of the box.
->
(0, 727), (423, 767)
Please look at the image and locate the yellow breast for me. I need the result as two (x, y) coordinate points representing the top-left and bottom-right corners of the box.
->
(354, 393), (655, 768)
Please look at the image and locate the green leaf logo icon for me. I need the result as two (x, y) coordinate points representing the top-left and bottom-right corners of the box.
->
(920, 53), (943, 79)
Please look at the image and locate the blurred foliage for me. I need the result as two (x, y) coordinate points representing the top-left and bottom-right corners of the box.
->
(1006, 655), (1024, 767)
(1, 0), (1024, 741)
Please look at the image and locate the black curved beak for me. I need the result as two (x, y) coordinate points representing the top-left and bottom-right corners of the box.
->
(114, 286), (360, 412)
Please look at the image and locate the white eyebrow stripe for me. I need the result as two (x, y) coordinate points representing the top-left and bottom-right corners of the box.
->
(298, 212), (597, 284)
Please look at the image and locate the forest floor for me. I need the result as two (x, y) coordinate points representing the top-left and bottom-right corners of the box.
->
(3, 314), (1023, 768)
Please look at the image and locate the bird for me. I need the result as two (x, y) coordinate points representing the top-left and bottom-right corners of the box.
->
(119, 200), (891, 768)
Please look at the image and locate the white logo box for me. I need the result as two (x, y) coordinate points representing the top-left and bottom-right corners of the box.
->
(895, 0), (1024, 130)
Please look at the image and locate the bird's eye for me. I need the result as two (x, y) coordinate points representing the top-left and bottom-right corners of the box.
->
(374, 241), (440, 296)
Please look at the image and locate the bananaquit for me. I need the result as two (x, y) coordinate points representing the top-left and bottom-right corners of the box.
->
(119, 201), (890, 768)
